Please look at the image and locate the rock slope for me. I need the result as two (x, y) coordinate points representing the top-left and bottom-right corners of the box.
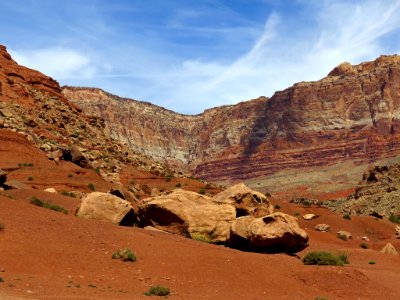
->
(63, 55), (400, 184)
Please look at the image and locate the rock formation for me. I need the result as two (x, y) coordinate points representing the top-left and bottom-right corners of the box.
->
(228, 213), (309, 253)
(335, 164), (400, 217)
(63, 55), (400, 184)
(76, 192), (135, 226)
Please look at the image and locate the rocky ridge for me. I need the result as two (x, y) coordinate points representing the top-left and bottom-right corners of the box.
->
(0, 45), (170, 186)
(63, 55), (400, 184)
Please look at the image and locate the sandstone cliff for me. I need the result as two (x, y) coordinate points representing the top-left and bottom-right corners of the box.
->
(63, 55), (400, 185)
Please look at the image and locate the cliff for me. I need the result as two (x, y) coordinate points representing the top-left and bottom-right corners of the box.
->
(63, 55), (400, 184)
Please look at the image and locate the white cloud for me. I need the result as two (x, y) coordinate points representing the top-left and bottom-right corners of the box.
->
(10, 47), (97, 80)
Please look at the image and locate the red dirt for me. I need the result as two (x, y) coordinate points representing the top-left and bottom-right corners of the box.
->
(1, 131), (400, 299)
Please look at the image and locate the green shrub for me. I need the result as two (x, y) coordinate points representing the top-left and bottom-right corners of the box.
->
(368, 260), (376, 265)
(265, 192), (271, 197)
(190, 232), (212, 243)
(144, 285), (170, 297)
(294, 212), (300, 217)
(343, 213), (351, 220)
(360, 242), (369, 249)
(61, 191), (76, 198)
(388, 214), (400, 224)
(68, 174), (73, 178)
(303, 251), (348, 266)
(112, 249), (136, 262)
(274, 204), (281, 209)
(30, 197), (68, 214)
(28, 176), (33, 181)
(0, 277), (4, 283)
(338, 252), (349, 264)
(88, 183), (95, 191)
(175, 183), (182, 188)
(94, 167), (100, 174)
(199, 188), (206, 195)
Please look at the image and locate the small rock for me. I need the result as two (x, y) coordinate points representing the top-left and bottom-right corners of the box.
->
(44, 188), (57, 193)
(302, 214), (317, 220)
(361, 236), (370, 241)
(314, 224), (330, 232)
(395, 225), (400, 239)
(337, 230), (352, 240)
(380, 243), (399, 255)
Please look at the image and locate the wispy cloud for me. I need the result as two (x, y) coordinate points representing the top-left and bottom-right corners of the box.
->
(3, 0), (400, 114)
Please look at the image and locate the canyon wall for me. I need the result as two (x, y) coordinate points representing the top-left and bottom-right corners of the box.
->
(63, 55), (400, 182)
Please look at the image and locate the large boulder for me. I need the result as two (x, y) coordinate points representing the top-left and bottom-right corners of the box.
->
(228, 212), (309, 253)
(213, 183), (273, 217)
(76, 192), (135, 226)
(137, 189), (236, 243)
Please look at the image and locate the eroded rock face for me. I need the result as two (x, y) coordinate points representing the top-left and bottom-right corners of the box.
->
(228, 213), (309, 253)
(76, 192), (135, 226)
(63, 55), (400, 182)
(335, 164), (400, 217)
(137, 189), (236, 243)
(213, 183), (273, 217)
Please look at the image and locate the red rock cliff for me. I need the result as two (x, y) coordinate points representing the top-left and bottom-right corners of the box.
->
(63, 55), (400, 182)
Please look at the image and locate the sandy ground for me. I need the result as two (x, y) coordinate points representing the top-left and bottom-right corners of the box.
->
(1, 130), (399, 300)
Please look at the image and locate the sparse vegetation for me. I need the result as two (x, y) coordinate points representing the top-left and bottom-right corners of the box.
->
(144, 285), (170, 297)
(68, 174), (73, 178)
(0, 277), (4, 283)
(388, 214), (400, 224)
(30, 197), (68, 214)
(274, 204), (281, 210)
(28, 176), (33, 181)
(18, 163), (34, 167)
(94, 167), (100, 174)
(294, 212), (300, 217)
(112, 248), (137, 262)
(303, 251), (349, 266)
(199, 188), (206, 195)
(88, 183), (95, 191)
(360, 242), (369, 249)
(190, 232), (212, 243)
(343, 213), (351, 220)
(61, 191), (76, 198)
(0, 222), (4, 230)
(165, 175), (172, 182)
(369, 260), (376, 265)
(175, 183), (182, 188)
(265, 192), (271, 197)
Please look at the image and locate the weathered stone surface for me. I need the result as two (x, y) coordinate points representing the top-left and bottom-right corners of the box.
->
(228, 212), (309, 253)
(314, 224), (330, 232)
(395, 225), (400, 239)
(213, 183), (273, 217)
(76, 192), (135, 226)
(380, 243), (399, 255)
(335, 164), (400, 217)
(137, 189), (236, 243)
(63, 55), (400, 184)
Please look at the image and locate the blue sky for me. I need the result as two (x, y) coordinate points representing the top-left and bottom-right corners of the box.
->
(1, 0), (400, 114)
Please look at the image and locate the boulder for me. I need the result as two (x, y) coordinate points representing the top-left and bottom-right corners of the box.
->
(303, 213), (317, 220)
(137, 189), (236, 243)
(213, 183), (273, 217)
(70, 145), (89, 168)
(314, 224), (330, 232)
(380, 243), (399, 255)
(228, 212), (309, 253)
(76, 192), (135, 226)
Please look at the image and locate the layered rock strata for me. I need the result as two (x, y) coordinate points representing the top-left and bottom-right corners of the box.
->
(63, 55), (400, 182)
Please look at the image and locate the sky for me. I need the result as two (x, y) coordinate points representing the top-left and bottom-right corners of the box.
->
(1, 0), (400, 114)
